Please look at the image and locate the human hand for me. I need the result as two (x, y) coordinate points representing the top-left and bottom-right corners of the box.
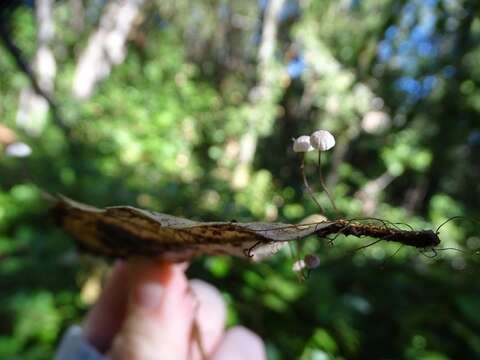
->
(83, 260), (266, 360)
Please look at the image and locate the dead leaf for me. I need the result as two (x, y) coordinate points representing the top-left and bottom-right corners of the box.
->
(52, 195), (333, 262)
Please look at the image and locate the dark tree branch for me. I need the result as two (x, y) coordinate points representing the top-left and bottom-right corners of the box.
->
(0, 21), (70, 137)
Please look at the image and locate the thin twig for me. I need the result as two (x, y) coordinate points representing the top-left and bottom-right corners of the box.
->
(351, 239), (383, 253)
(0, 21), (70, 136)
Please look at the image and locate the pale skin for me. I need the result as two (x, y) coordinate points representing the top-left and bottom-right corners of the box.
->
(83, 260), (266, 360)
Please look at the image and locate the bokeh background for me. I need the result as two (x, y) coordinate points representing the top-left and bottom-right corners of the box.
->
(1, 0), (480, 359)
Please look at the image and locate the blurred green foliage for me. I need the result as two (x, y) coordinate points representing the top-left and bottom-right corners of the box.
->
(1, 0), (480, 359)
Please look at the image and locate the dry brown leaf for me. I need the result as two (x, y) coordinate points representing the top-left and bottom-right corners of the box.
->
(51, 195), (440, 262)
(52, 195), (333, 262)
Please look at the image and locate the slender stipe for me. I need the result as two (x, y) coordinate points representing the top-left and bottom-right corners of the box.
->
(300, 154), (325, 214)
(317, 151), (339, 216)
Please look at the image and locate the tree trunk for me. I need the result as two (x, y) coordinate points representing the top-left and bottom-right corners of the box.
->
(71, 0), (144, 100)
(16, 0), (56, 136)
(232, 0), (285, 189)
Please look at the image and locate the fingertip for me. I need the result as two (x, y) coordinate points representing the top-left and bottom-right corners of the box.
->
(213, 326), (266, 360)
(109, 260), (195, 360)
(84, 261), (129, 353)
(189, 279), (226, 359)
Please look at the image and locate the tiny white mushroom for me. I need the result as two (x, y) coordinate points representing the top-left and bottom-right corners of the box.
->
(5, 142), (32, 157)
(310, 130), (335, 151)
(292, 259), (306, 272)
(304, 253), (320, 269)
(293, 135), (314, 153)
(292, 253), (320, 273)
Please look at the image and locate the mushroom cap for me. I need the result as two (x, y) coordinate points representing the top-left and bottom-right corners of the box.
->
(5, 142), (32, 157)
(292, 253), (320, 272)
(310, 130), (335, 151)
(304, 253), (320, 269)
(293, 135), (314, 153)
(292, 259), (306, 272)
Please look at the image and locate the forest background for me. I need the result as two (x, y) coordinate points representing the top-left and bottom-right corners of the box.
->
(1, 0), (480, 359)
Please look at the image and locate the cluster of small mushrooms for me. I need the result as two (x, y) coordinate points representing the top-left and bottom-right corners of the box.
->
(290, 130), (336, 275)
(293, 129), (336, 153)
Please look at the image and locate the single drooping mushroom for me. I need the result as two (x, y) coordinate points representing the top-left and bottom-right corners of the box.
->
(292, 253), (321, 280)
(310, 130), (335, 151)
(293, 130), (339, 216)
(309, 130), (339, 215)
(293, 135), (325, 213)
(293, 135), (314, 152)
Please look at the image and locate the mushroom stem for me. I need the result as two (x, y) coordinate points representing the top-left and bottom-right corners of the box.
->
(318, 151), (339, 217)
(300, 154), (325, 214)
(290, 241), (308, 281)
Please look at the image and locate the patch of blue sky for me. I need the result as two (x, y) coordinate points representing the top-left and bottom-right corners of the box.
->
(287, 56), (305, 79)
(258, 0), (268, 11)
(410, 23), (434, 42)
(400, 3), (417, 28)
(395, 75), (438, 102)
(424, 0), (438, 7)
(378, 40), (393, 61)
(443, 65), (456, 78)
(417, 40), (438, 57)
(398, 40), (415, 55)
(396, 77), (421, 94)
(378, 0), (442, 101)
(279, 0), (300, 21)
(401, 57), (419, 74)
(259, 0), (299, 21)
(385, 26), (399, 40)
(422, 75), (437, 91)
